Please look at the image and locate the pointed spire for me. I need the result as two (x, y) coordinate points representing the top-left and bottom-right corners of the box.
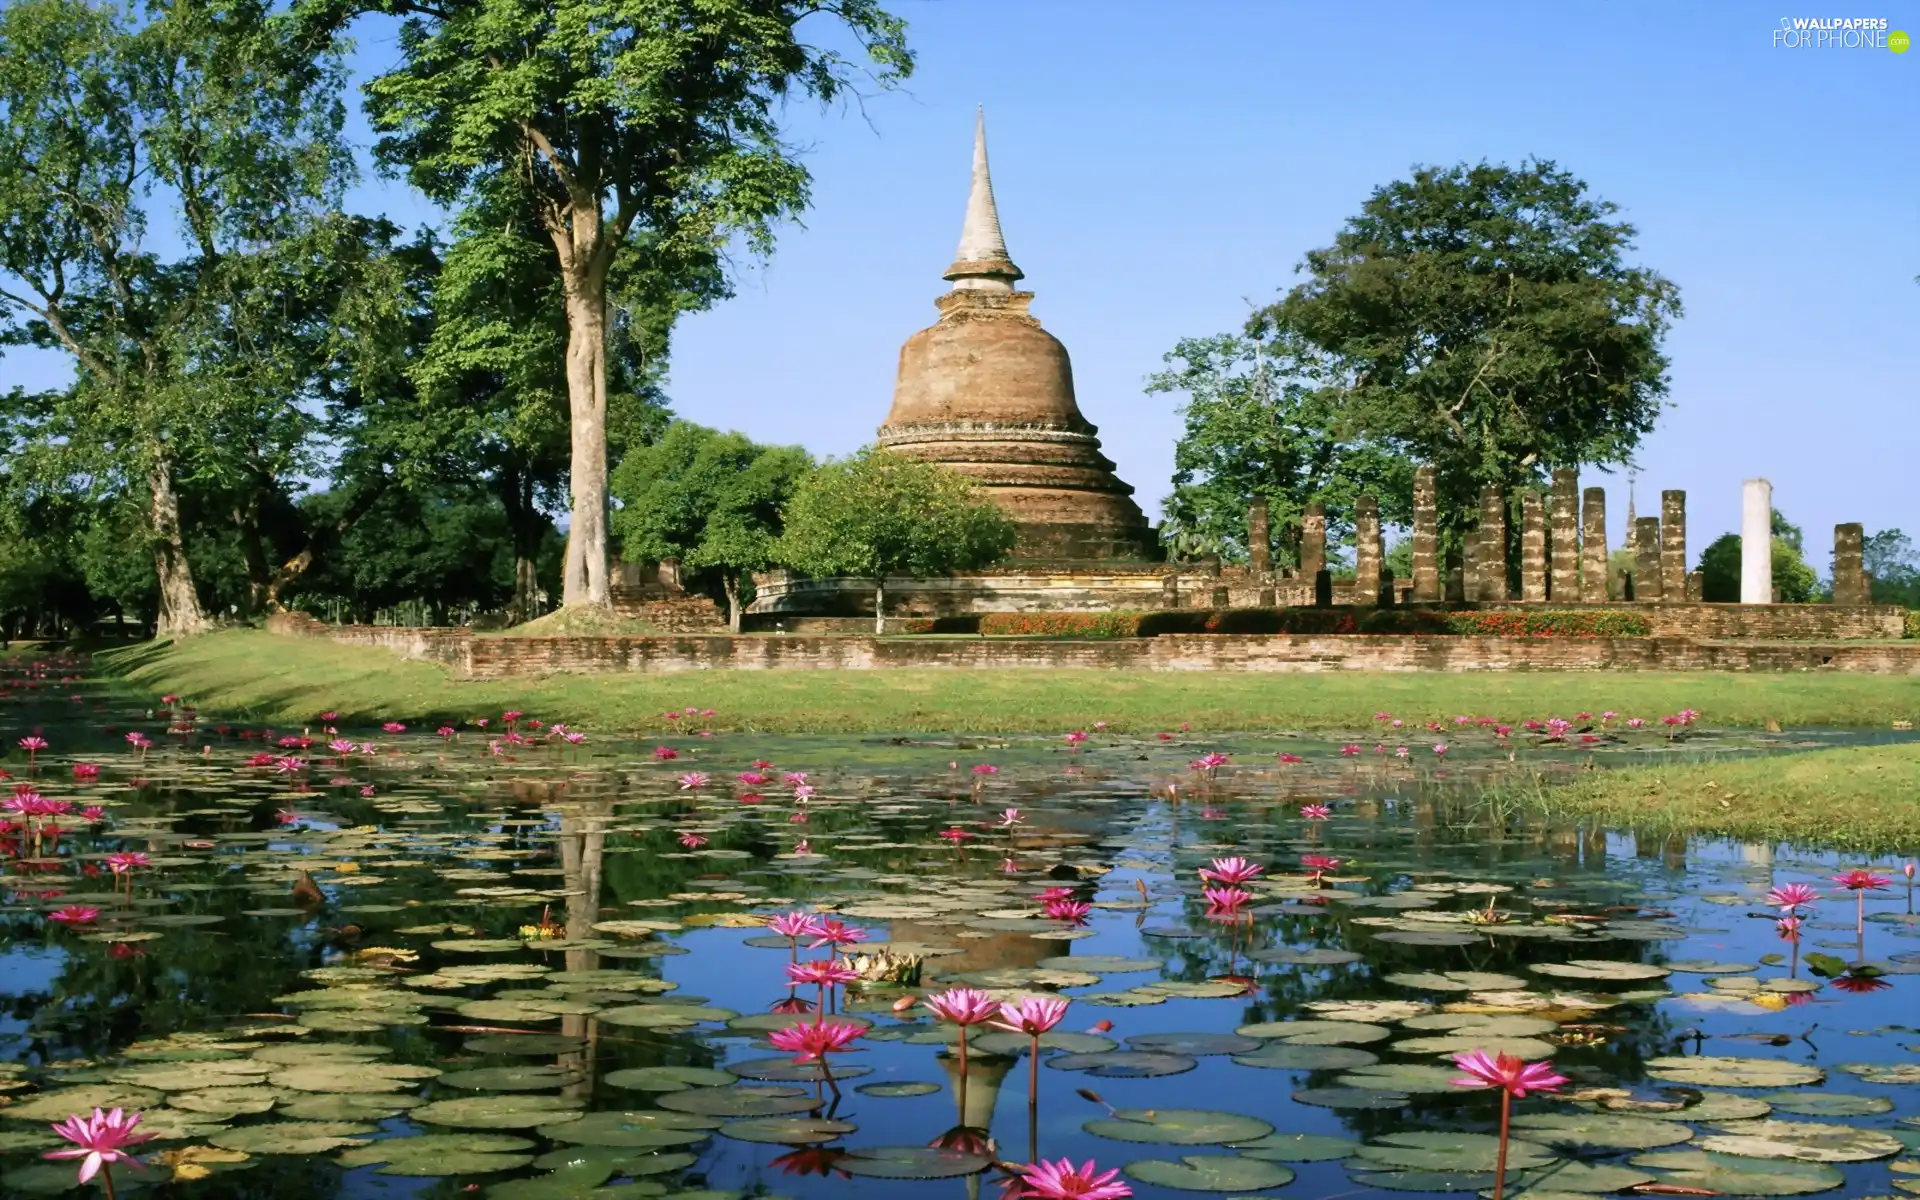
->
(943, 107), (1023, 291)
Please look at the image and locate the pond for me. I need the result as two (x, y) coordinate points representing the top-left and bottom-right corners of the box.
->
(3, 654), (1919, 1199)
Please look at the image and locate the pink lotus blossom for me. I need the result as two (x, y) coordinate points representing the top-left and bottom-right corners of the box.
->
(924, 987), (1000, 1026)
(992, 996), (1069, 1037)
(1451, 1050), (1567, 1098)
(653, 746), (678, 760)
(1044, 899), (1092, 925)
(766, 1017), (864, 1063)
(677, 772), (710, 790)
(939, 827), (974, 844)
(997, 808), (1022, 827)
(767, 911), (823, 940)
(1065, 731), (1088, 746)
(1832, 869), (1892, 891)
(72, 763), (100, 781)
(970, 763), (998, 776)
(677, 831), (707, 849)
(79, 806), (105, 823)
(44, 1106), (152, 1184)
(1277, 753), (1303, 764)
(1766, 883), (1821, 911)
(48, 905), (100, 925)
(1198, 856), (1262, 885)
(1202, 886), (1253, 912)
(104, 852), (149, 875)
(807, 919), (867, 950)
(1300, 804), (1331, 820)
(380, 722), (406, 734)
(1011, 1158), (1132, 1200)
(786, 960), (859, 988)
(1339, 744), (1362, 756)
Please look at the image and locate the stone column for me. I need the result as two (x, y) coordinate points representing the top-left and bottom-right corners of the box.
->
(1520, 489), (1547, 602)
(1633, 517), (1663, 601)
(1411, 465), (1440, 602)
(1246, 498), (1272, 577)
(1660, 491), (1687, 602)
(1832, 523), (1866, 605)
(1479, 484), (1508, 601)
(1353, 496), (1383, 606)
(1461, 527), (1480, 602)
(1301, 502), (1327, 581)
(1549, 469), (1580, 601)
(1161, 572), (1179, 609)
(1580, 487), (1609, 603)
(1741, 479), (1773, 604)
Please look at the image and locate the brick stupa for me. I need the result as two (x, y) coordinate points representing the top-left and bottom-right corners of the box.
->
(876, 110), (1156, 562)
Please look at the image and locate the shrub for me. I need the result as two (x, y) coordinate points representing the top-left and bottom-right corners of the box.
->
(1905, 609), (1920, 639)
(1443, 609), (1651, 638)
(978, 612), (1145, 639)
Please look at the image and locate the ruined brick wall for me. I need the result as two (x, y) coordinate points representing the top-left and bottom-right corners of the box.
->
(266, 612), (473, 671)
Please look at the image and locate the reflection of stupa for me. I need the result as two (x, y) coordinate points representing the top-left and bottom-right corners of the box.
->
(877, 110), (1156, 563)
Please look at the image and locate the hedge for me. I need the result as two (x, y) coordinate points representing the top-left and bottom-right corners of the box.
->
(973, 608), (1652, 639)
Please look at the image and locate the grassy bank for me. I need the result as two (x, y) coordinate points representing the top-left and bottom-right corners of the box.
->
(1522, 741), (1920, 851)
(97, 629), (1920, 735)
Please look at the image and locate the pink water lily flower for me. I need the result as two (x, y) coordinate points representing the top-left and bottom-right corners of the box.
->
(1300, 804), (1331, 820)
(1198, 856), (1262, 885)
(923, 987), (1000, 1027)
(766, 911), (823, 941)
(997, 808), (1023, 827)
(677, 831), (707, 849)
(48, 905), (100, 925)
(677, 772), (710, 790)
(1012, 1157), (1133, 1200)
(807, 919), (867, 951)
(1766, 882), (1821, 911)
(44, 1106), (153, 1184)
(991, 996), (1069, 1037)
(1451, 1050), (1568, 1097)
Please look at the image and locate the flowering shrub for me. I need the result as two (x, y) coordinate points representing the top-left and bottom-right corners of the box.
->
(1905, 609), (1920, 639)
(976, 608), (1651, 639)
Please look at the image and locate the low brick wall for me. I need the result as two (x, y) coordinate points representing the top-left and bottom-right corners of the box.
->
(268, 613), (1920, 677)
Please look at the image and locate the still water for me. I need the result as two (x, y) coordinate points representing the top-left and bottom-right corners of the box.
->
(3, 656), (1918, 1198)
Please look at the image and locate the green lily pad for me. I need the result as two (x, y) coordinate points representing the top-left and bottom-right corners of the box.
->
(1698, 1119), (1903, 1163)
(1123, 1154), (1295, 1191)
(1591, 1092), (1774, 1122)
(1531, 959), (1671, 982)
(1645, 1056), (1824, 1089)
(654, 1086), (821, 1118)
(211, 1120), (379, 1154)
(166, 1085), (282, 1116)
(530, 1147), (698, 1176)
(1664, 960), (1757, 974)
(337, 1132), (537, 1176)
(1085, 1109), (1274, 1145)
(1336, 1062), (1472, 1094)
(1232, 1132), (1360, 1161)
(1048, 1051), (1197, 1078)
(1125, 1033), (1261, 1056)
(1036, 955), (1163, 973)
(1231, 1044), (1379, 1071)
(970, 1031), (1117, 1056)
(1384, 970), (1528, 993)
(1235, 1020), (1391, 1045)
(1346, 1167), (1493, 1191)
(1762, 1092), (1895, 1117)
(1246, 946), (1363, 966)
(1628, 1150), (1846, 1195)
(485, 1160), (615, 1199)
(603, 1067), (737, 1092)
(1291, 1086), (1409, 1110)
(412, 1094), (586, 1129)
(716, 1116), (856, 1144)
(1355, 1131), (1558, 1172)
(279, 1093), (425, 1121)
(835, 1146), (991, 1178)
(1839, 1063), (1920, 1085)
(0, 1085), (164, 1121)
(854, 1081), (941, 1098)
(596, 1003), (737, 1029)
(1399, 1013), (1559, 1037)
(437, 1066), (586, 1092)
(1511, 1112), (1696, 1150)
(1392, 1033), (1559, 1060)
(541, 1111), (716, 1148)
(270, 1062), (441, 1093)
(1502, 1160), (1659, 1195)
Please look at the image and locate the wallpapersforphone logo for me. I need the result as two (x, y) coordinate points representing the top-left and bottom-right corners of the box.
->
(1771, 16), (1907, 50)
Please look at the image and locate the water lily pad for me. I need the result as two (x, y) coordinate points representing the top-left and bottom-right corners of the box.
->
(1511, 1112), (1696, 1150)
(1628, 1149), (1846, 1195)
(1336, 1062), (1471, 1094)
(1384, 971), (1527, 993)
(603, 1067), (737, 1092)
(1126, 1033), (1261, 1056)
(1355, 1131), (1558, 1172)
(166, 1085), (282, 1116)
(412, 1094), (586, 1129)
(271, 1062), (441, 1093)
(1232, 1131), (1360, 1161)
(1346, 1167), (1493, 1192)
(1645, 1056), (1823, 1088)
(596, 1003), (737, 1029)
(0, 1084), (164, 1120)
(1048, 1051), (1197, 1078)
(970, 1031), (1117, 1056)
(211, 1120), (379, 1154)
(654, 1086), (820, 1118)
(1392, 1033), (1559, 1060)
(835, 1146), (990, 1178)
(1839, 1063), (1920, 1085)
(484, 1160), (616, 1200)
(540, 1111), (716, 1148)
(1698, 1119), (1903, 1163)
(337, 1132), (537, 1176)
(1591, 1092), (1774, 1122)
(1291, 1086), (1409, 1110)
(854, 1081), (940, 1098)
(1306, 999), (1431, 1022)
(438, 1066), (586, 1092)
(1235, 1020), (1391, 1045)
(1037, 955), (1162, 973)
(1762, 1092), (1895, 1117)
(279, 1093), (425, 1121)
(1231, 1044), (1379, 1071)
(1085, 1109), (1274, 1145)
(1503, 1160), (1658, 1194)
(716, 1116), (856, 1144)
(1664, 960), (1757, 974)
(1123, 1154), (1295, 1191)
(724, 1057), (874, 1084)
(1531, 959), (1671, 982)
(1245, 946), (1363, 966)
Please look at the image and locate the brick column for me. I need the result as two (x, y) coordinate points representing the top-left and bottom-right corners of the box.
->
(1580, 487), (1609, 603)
(1479, 484), (1508, 601)
(1246, 498), (1272, 577)
(1353, 496), (1383, 606)
(1550, 468), (1580, 601)
(1660, 490), (1687, 601)
(1461, 526), (1480, 602)
(1633, 517), (1663, 601)
(1833, 523), (1866, 604)
(1411, 464), (1440, 602)
(1301, 502), (1327, 601)
(1520, 489), (1547, 602)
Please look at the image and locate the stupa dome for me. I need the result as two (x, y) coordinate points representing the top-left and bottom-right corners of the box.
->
(876, 110), (1157, 563)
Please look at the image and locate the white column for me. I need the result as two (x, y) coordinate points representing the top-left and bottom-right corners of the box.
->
(1740, 478), (1773, 603)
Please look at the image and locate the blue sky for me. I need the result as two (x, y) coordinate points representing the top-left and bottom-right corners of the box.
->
(9, 1), (1915, 569)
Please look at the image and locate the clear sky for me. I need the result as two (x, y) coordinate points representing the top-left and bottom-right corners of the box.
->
(8, 1), (1914, 570)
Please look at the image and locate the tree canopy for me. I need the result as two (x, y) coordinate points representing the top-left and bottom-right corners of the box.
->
(1251, 159), (1682, 548)
(777, 448), (1015, 632)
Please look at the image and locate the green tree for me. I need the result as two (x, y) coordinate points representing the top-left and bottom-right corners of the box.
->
(1696, 511), (1818, 604)
(1148, 332), (1411, 566)
(777, 448), (1015, 633)
(327, 0), (913, 612)
(1863, 529), (1918, 607)
(611, 420), (812, 631)
(0, 0), (354, 636)
(1255, 159), (1682, 553)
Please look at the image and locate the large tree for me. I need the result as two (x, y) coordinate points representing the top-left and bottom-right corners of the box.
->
(777, 448), (1014, 634)
(1149, 332), (1411, 566)
(1255, 159), (1681, 549)
(0, 0), (354, 636)
(610, 419), (812, 630)
(336, 0), (912, 611)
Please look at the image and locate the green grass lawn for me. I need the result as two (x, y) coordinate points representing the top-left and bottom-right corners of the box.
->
(98, 629), (1920, 735)
(1524, 741), (1920, 852)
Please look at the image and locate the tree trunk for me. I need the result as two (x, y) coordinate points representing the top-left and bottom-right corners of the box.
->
(873, 579), (885, 636)
(234, 494), (270, 616)
(558, 203), (613, 611)
(149, 457), (209, 638)
(724, 573), (742, 634)
(502, 463), (545, 625)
